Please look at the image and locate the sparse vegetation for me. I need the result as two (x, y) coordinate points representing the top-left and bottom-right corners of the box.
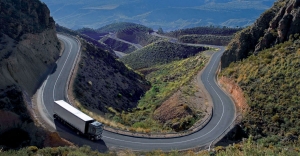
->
(77, 27), (107, 40)
(0, 145), (112, 156)
(95, 22), (158, 46)
(120, 41), (208, 70)
(165, 26), (241, 38)
(97, 22), (152, 33)
(114, 52), (208, 132)
(179, 34), (233, 46)
(56, 24), (116, 57)
(220, 39), (300, 146)
(1, 137), (299, 155)
(72, 39), (150, 131)
(99, 37), (137, 53)
(116, 30), (159, 46)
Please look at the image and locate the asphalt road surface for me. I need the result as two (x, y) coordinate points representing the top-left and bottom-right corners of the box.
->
(39, 34), (235, 151)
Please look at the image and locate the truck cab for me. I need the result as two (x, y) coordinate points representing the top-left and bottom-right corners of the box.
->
(88, 121), (103, 140)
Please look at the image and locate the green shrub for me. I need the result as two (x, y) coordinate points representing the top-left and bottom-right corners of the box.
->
(220, 39), (300, 145)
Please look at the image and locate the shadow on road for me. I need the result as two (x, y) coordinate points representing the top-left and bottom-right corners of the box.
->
(54, 120), (109, 153)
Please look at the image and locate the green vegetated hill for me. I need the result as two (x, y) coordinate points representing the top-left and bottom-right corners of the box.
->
(102, 52), (208, 132)
(0, 0), (68, 150)
(72, 38), (150, 124)
(166, 26), (241, 37)
(97, 22), (160, 46)
(164, 26), (241, 46)
(97, 22), (153, 34)
(3, 136), (299, 155)
(99, 36), (137, 53)
(220, 0), (300, 150)
(116, 27), (155, 46)
(178, 35), (233, 46)
(77, 27), (107, 40)
(221, 38), (300, 146)
(120, 41), (208, 70)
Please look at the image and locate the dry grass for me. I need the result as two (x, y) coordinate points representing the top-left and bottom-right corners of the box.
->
(75, 100), (128, 130)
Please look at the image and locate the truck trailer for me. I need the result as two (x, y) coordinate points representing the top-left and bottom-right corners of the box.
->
(53, 100), (103, 141)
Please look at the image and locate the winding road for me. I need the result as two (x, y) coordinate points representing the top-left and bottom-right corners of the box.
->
(37, 34), (235, 152)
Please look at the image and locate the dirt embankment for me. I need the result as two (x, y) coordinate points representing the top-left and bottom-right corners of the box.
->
(218, 76), (248, 116)
(154, 77), (212, 131)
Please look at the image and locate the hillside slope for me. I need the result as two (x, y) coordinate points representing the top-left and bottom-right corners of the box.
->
(96, 22), (159, 46)
(0, 0), (60, 95)
(221, 38), (300, 145)
(73, 39), (150, 115)
(99, 37), (137, 53)
(221, 0), (300, 68)
(97, 22), (152, 33)
(163, 26), (241, 46)
(220, 0), (300, 146)
(77, 27), (107, 40)
(0, 0), (63, 150)
(56, 24), (117, 58)
(120, 41), (207, 69)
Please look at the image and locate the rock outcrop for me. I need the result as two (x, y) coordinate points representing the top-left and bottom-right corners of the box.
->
(0, 0), (60, 95)
(221, 0), (300, 68)
(0, 0), (60, 149)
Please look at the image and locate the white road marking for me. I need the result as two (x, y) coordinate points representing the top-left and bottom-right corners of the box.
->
(102, 50), (226, 145)
(53, 35), (73, 101)
(40, 34), (233, 149)
(66, 37), (81, 103)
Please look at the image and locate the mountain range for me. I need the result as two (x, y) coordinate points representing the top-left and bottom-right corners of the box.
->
(2, 0), (300, 154)
(41, 0), (275, 31)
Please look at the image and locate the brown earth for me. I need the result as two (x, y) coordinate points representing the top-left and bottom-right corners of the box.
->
(152, 52), (214, 132)
(154, 78), (210, 130)
(218, 76), (248, 116)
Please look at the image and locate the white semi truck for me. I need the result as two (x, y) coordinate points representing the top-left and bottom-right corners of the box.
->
(53, 100), (103, 141)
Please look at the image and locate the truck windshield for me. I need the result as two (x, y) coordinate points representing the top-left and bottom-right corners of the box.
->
(95, 126), (102, 135)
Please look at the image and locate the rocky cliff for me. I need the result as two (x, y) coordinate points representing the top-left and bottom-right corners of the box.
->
(0, 0), (60, 95)
(0, 0), (60, 149)
(221, 0), (300, 68)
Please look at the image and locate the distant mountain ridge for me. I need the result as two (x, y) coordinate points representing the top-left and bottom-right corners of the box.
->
(41, 0), (275, 31)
